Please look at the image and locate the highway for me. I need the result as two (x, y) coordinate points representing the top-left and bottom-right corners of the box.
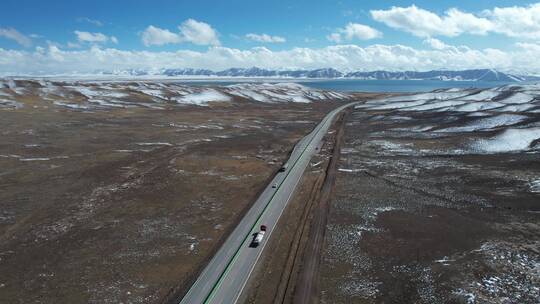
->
(179, 102), (357, 304)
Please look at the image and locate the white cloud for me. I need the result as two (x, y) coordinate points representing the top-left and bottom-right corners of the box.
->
(67, 42), (81, 48)
(75, 31), (107, 43)
(516, 42), (540, 52)
(483, 3), (540, 39)
(445, 8), (493, 35)
(371, 5), (492, 38)
(179, 19), (220, 46)
(423, 38), (449, 50)
(110, 36), (118, 44)
(76, 17), (103, 27)
(2, 43), (540, 75)
(246, 33), (286, 43)
(141, 19), (220, 46)
(371, 3), (540, 40)
(46, 45), (65, 62)
(0, 28), (32, 47)
(326, 33), (342, 43)
(328, 23), (382, 43)
(75, 31), (110, 43)
(141, 26), (182, 46)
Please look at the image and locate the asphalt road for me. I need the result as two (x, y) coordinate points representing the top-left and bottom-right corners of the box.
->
(179, 102), (357, 304)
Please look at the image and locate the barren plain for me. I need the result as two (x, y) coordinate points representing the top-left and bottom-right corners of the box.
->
(320, 86), (540, 304)
(0, 79), (356, 303)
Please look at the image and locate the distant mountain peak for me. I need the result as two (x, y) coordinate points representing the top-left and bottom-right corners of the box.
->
(94, 67), (538, 82)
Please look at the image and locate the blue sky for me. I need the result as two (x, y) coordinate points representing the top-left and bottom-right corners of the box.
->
(1, 1), (540, 74)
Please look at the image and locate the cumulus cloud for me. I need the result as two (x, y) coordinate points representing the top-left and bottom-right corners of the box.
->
(0, 28), (32, 47)
(371, 5), (492, 37)
(371, 3), (540, 39)
(483, 3), (540, 39)
(246, 33), (286, 43)
(75, 31), (112, 43)
(75, 31), (107, 43)
(141, 26), (182, 46)
(328, 23), (382, 43)
(2, 43), (540, 75)
(141, 19), (220, 46)
(179, 19), (220, 46)
(423, 38), (449, 50)
(516, 42), (540, 52)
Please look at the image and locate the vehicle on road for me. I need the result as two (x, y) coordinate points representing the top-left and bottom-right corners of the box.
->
(272, 183), (277, 188)
(278, 163), (289, 172)
(249, 225), (267, 247)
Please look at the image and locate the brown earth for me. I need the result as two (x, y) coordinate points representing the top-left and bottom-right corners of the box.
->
(319, 109), (540, 304)
(0, 94), (352, 303)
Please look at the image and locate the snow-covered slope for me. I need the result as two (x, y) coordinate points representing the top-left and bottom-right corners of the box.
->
(473, 127), (540, 153)
(358, 84), (540, 153)
(224, 82), (348, 103)
(359, 85), (540, 114)
(0, 79), (351, 110)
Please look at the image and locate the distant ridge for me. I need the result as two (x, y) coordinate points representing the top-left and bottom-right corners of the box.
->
(95, 67), (540, 82)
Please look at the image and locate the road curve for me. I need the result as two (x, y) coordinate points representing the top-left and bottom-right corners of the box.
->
(179, 102), (357, 304)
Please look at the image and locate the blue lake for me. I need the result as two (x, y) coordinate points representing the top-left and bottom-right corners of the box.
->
(174, 79), (520, 93)
(299, 79), (514, 93)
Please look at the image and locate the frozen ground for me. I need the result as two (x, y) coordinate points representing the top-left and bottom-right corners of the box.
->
(0, 79), (351, 110)
(356, 84), (540, 154)
(321, 84), (540, 304)
(0, 81), (353, 304)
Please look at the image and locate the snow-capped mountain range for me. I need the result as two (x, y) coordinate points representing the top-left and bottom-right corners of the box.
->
(91, 68), (540, 82)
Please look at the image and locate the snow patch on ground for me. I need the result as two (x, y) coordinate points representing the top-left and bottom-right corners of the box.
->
(0, 79), (349, 110)
(453, 101), (505, 112)
(461, 241), (540, 303)
(452, 289), (476, 304)
(458, 90), (500, 101)
(68, 86), (129, 99)
(472, 127), (540, 153)
(136, 142), (173, 147)
(227, 88), (269, 102)
(53, 101), (89, 109)
(437, 114), (528, 133)
(357, 84), (540, 154)
(529, 179), (540, 193)
(225, 82), (349, 103)
(360, 84), (540, 115)
(338, 168), (364, 173)
(367, 99), (427, 110)
(498, 92), (534, 104)
(175, 89), (231, 105)
(0, 99), (23, 109)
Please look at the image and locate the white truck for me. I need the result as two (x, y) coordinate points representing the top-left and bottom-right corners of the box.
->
(250, 225), (267, 248)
